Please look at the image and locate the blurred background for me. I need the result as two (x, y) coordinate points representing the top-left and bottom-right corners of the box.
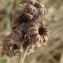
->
(0, 0), (63, 63)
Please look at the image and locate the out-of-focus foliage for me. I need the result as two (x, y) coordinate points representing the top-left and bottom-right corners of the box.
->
(0, 0), (63, 63)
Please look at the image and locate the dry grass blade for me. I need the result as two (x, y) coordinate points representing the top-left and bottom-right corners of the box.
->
(60, 52), (63, 63)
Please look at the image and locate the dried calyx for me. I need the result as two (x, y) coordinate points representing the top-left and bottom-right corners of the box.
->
(3, 0), (48, 57)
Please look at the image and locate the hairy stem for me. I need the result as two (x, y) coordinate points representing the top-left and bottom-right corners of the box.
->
(18, 46), (30, 63)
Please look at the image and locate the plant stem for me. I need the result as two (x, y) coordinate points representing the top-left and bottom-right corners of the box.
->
(18, 46), (30, 63)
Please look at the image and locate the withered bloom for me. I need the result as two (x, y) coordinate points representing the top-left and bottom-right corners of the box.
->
(2, 0), (48, 57)
(24, 0), (46, 20)
(27, 21), (48, 47)
(3, 34), (20, 57)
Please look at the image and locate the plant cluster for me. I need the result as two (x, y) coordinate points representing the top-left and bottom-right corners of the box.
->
(3, 0), (48, 57)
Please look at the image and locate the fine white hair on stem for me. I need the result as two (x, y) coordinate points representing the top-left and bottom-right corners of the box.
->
(18, 45), (30, 63)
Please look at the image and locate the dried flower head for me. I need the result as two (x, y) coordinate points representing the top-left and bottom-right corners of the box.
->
(2, 35), (20, 57)
(11, 0), (46, 23)
(24, 0), (46, 20)
(27, 21), (48, 47)
(2, 23), (27, 57)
